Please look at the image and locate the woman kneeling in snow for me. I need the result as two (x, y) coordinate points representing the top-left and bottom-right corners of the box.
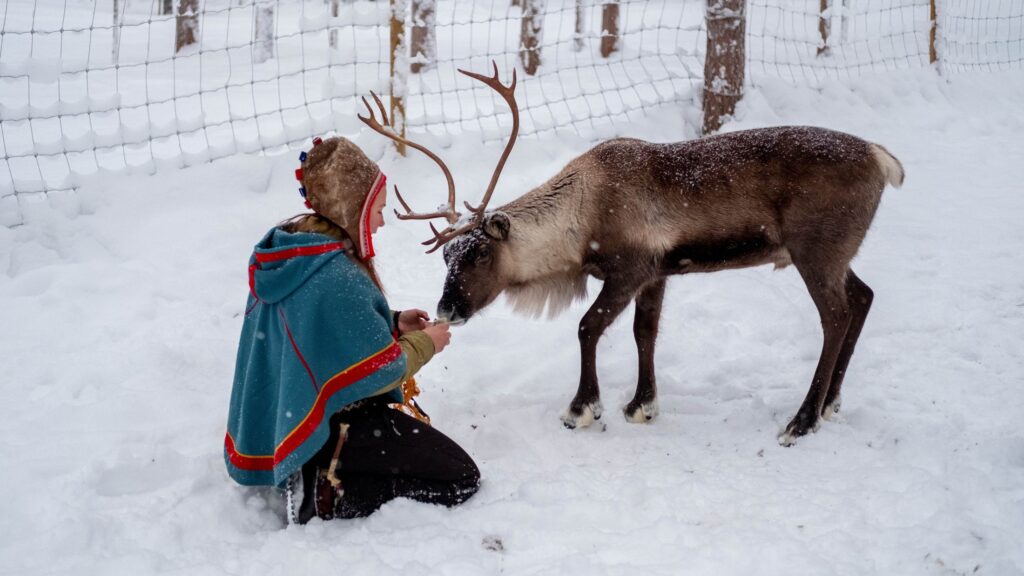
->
(224, 136), (479, 523)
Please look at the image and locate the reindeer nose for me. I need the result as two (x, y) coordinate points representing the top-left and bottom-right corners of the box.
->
(436, 305), (468, 326)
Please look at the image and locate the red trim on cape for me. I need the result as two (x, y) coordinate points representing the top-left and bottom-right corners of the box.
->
(254, 242), (343, 264)
(279, 307), (319, 394)
(224, 433), (273, 470)
(224, 341), (403, 471)
(249, 242), (344, 302)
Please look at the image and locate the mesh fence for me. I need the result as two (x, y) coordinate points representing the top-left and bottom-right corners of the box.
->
(399, 1), (703, 139)
(748, 0), (1024, 82)
(2, 0), (1022, 226)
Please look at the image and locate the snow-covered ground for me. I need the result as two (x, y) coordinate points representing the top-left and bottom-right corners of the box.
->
(2, 68), (1024, 575)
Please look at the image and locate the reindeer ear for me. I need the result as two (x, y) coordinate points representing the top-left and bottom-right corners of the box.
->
(482, 212), (511, 241)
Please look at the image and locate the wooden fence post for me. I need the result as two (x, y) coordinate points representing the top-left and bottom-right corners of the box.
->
(702, 0), (745, 135)
(389, 0), (406, 155)
(600, 2), (619, 57)
(840, 0), (849, 43)
(929, 0), (938, 65)
(520, 0), (542, 75)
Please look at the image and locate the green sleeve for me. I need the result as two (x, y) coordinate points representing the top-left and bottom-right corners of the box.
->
(371, 330), (436, 397)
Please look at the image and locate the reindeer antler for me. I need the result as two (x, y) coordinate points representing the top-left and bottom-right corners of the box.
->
(357, 91), (460, 228)
(457, 62), (519, 219)
(358, 61), (519, 253)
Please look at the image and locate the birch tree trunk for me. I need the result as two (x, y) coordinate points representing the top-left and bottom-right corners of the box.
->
(600, 2), (619, 57)
(574, 0), (585, 51)
(410, 0), (436, 73)
(175, 0), (199, 53)
(112, 0), (120, 63)
(329, 0), (340, 48)
(817, 0), (830, 56)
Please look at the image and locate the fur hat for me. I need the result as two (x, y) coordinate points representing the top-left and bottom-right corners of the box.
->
(300, 137), (386, 259)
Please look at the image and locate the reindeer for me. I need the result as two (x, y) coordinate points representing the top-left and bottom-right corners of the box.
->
(359, 63), (904, 445)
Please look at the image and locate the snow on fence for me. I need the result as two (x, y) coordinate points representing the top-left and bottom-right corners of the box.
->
(1, 0), (1022, 226)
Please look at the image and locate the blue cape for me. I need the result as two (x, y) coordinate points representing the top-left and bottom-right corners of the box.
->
(225, 229), (404, 487)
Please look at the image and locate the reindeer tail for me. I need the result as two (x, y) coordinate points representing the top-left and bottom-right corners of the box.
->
(870, 143), (905, 189)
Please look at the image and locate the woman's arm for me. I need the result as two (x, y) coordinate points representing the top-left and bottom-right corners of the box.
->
(371, 319), (452, 395)
(372, 331), (435, 396)
(397, 331), (436, 382)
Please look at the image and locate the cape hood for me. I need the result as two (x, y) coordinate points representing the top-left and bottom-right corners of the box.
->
(248, 228), (346, 303)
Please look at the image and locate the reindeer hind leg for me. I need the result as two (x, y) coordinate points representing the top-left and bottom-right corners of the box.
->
(821, 269), (874, 420)
(779, 254), (853, 446)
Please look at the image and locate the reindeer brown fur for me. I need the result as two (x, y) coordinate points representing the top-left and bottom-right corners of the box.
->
(360, 65), (904, 445)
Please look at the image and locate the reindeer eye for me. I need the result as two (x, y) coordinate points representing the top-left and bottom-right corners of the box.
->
(478, 247), (491, 262)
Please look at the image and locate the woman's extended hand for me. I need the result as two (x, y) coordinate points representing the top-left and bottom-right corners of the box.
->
(398, 309), (430, 334)
(422, 322), (451, 354)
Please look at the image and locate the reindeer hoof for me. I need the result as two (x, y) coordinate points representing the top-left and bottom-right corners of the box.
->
(561, 401), (603, 429)
(821, 395), (842, 421)
(623, 400), (658, 423)
(778, 411), (821, 446)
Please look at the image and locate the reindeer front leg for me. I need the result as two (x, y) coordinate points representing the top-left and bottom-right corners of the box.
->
(562, 277), (642, 429)
(624, 278), (667, 423)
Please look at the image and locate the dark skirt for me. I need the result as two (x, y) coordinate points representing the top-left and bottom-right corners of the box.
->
(295, 396), (480, 522)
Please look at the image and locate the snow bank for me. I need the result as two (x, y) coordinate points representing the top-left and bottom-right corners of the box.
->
(1, 70), (1023, 575)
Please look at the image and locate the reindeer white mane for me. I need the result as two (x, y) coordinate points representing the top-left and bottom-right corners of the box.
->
(505, 271), (588, 319)
(500, 173), (589, 319)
